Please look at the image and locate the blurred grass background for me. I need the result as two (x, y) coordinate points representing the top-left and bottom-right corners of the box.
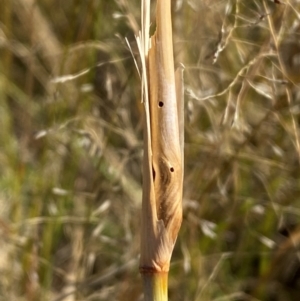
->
(1, 0), (300, 300)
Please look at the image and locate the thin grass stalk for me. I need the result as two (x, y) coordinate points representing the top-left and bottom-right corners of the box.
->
(138, 0), (184, 300)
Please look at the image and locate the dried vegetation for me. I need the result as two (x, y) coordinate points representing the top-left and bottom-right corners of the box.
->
(0, 0), (300, 300)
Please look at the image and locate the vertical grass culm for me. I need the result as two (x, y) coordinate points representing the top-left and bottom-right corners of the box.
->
(137, 0), (184, 300)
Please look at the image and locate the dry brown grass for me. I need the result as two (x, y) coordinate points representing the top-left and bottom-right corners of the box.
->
(0, 0), (300, 300)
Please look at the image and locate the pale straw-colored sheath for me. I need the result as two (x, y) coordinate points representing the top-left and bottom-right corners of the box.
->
(138, 0), (184, 299)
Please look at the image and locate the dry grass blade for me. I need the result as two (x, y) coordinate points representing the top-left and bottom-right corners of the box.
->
(139, 0), (184, 300)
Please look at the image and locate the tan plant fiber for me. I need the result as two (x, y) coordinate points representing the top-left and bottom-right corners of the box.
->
(139, 0), (184, 282)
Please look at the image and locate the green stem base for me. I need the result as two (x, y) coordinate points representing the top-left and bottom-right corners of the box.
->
(142, 272), (168, 301)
